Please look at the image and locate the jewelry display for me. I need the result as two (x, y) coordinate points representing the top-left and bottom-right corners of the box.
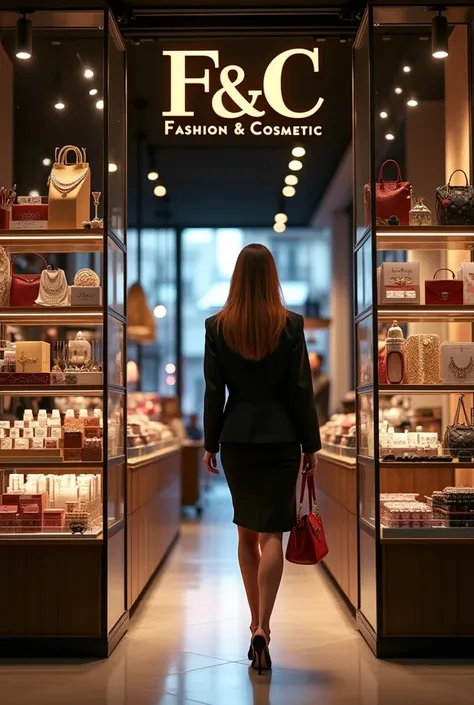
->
(74, 268), (100, 288)
(448, 356), (474, 379)
(0, 183), (16, 230)
(409, 196), (432, 226)
(35, 266), (70, 307)
(67, 331), (91, 368)
(48, 145), (91, 230)
(82, 192), (103, 230)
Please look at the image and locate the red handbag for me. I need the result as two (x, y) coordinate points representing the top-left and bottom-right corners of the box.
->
(425, 268), (464, 305)
(364, 160), (412, 226)
(286, 473), (328, 565)
(10, 254), (48, 307)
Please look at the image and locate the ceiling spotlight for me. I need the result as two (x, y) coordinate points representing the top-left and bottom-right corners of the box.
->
(394, 86), (403, 95)
(42, 158), (52, 167)
(380, 111), (388, 119)
(292, 146), (306, 158)
(403, 65), (412, 73)
(285, 174), (298, 186)
(54, 100), (66, 110)
(165, 363), (176, 374)
(96, 99), (104, 110)
(288, 159), (303, 171)
(28, 190), (40, 197)
(15, 13), (32, 60)
(147, 171), (159, 181)
(153, 185), (167, 197)
(385, 131), (395, 141)
(432, 11), (449, 59)
(274, 213), (288, 224)
(84, 68), (94, 79)
(282, 186), (296, 198)
(154, 304), (167, 319)
(108, 163), (118, 173)
(273, 222), (286, 233)
(407, 97), (418, 107)
(89, 88), (98, 96)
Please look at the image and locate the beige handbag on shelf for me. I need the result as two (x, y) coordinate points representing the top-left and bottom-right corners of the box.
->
(48, 145), (91, 230)
(405, 334), (441, 385)
(35, 267), (70, 307)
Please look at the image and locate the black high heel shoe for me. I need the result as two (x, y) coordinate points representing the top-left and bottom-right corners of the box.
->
(248, 627), (256, 661)
(251, 631), (272, 675)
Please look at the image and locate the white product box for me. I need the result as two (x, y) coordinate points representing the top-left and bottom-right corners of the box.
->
(70, 286), (102, 307)
(378, 261), (420, 303)
(10, 220), (48, 230)
(457, 262), (474, 304)
(441, 342), (474, 383)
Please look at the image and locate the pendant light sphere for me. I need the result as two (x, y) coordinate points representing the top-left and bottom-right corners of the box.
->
(282, 185), (296, 198)
(273, 222), (286, 233)
(147, 171), (159, 181)
(274, 212), (288, 224)
(288, 159), (303, 171)
(292, 146), (306, 158)
(285, 174), (298, 186)
(432, 14), (449, 59)
(15, 16), (32, 60)
(154, 185), (167, 197)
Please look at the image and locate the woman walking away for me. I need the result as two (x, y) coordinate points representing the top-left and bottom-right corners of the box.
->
(203, 243), (321, 674)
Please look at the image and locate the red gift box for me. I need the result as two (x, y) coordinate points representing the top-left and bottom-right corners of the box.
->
(19, 494), (46, 527)
(43, 508), (65, 532)
(0, 505), (18, 532)
(0, 373), (51, 386)
(425, 269), (464, 305)
(12, 204), (49, 222)
(2, 493), (20, 509)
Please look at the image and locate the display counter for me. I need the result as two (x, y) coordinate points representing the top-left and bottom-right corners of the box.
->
(127, 442), (181, 608)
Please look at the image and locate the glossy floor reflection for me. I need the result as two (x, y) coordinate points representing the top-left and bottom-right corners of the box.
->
(1, 481), (474, 705)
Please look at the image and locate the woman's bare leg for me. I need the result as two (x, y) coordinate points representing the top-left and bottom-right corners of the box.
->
(257, 532), (284, 637)
(237, 525), (260, 630)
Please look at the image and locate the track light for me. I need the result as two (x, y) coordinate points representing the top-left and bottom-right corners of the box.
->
(274, 213), (288, 224)
(292, 146), (306, 158)
(282, 186), (296, 198)
(84, 68), (94, 79)
(16, 14), (32, 60)
(432, 11), (449, 59)
(285, 175), (298, 186)
(288, 159), (303, 171)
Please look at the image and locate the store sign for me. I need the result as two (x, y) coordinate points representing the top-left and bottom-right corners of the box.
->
(162, 48), (324, 137)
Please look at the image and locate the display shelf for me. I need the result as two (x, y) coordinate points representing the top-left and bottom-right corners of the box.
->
(380, 460), (474, 469)
(378, 304), (474, 323)
(0, 307), (103, 326)
(318, 447), (356, 465)
(0, 386), (103, 396)
(376, 225), (474, 251)
(379, 384), (474, 394)
(127, 440), (180, 465)
(0, 461), (102, 470)
(0, 229), (103, 253)
(381, 526), (474, 540)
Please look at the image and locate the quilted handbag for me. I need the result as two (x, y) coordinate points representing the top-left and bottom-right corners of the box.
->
(425, 268), (464, 305)
(444, 395), (474, 456)
(436, 170), (474, 225)
(10, 253), (48, 307)
(286, 472), (328, 565)
(364, 160), (412, 226)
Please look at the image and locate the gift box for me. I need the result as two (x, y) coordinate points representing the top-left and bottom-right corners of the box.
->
(70, 286), (102, 306)
(378, 262), (420, 303)
(15, 342), (51, 373)
(43, 508), (65, 531)
(63, 448), (82, 462)
(85, 426), (103, 438)
(64, 430), (83, 449)
(82, 446), (102, 462)
(441, 342), (474, 383)
(17, 196), (42, 205)
(0, 372), (50, 385)
(0, 505), (18, 532)
(457, 262), (474, 304)
(11, 203), (48, 230)
(20, 504), (41, 532)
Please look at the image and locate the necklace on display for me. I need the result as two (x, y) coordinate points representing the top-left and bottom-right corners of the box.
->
(449, 356), (474, 379)
(50, 170), (88, 198)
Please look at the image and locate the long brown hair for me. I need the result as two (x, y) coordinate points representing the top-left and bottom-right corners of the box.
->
(216, 244), (287, 360)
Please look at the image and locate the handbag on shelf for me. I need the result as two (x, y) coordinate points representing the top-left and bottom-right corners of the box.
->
(10, 253), (48, 307)
(425, 269), (464, 305)
(0, 246), (11, 307)
(35, 267), (70, 307)
(286, 472), (328, 566)
(444, 395), (474, 456)
(364, 160), (412, 226)
(405, 334), (441, 385)
(48, 145), (91, 230)
(436, 170), (474, 226)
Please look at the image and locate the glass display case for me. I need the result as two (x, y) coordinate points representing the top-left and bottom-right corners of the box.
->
(354, 3), (474, 657)
(0, 8), (127, 656)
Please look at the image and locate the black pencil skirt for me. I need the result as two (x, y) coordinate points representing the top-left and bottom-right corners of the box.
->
(220, 442), (301, 533)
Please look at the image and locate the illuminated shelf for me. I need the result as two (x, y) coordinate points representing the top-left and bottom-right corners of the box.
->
(377, 225), (474, 251)
(0, 461), (102, 470)
(378, 304), (474, 323)
(380, 384), (474, 394)
(0, 307), (103, 325)
(381, 527), (474, 540)
(0, 386), (102, 396)
(0, 229), (103, 253)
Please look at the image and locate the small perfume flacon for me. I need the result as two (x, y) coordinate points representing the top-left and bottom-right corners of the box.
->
(409, 197), (432, 226)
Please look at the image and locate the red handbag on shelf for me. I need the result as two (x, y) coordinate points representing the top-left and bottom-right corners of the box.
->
(10, 253), (48, 307)
(364, 159), (412, 226)
(425, 268), (464, 305)
(286, 472), (329, 565)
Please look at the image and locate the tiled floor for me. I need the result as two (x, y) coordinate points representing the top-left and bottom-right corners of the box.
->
(1, 481), (474, 705)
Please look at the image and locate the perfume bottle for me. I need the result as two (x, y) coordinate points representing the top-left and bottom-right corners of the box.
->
(409, 197), (432, 226)
(385, 320), (405, 384)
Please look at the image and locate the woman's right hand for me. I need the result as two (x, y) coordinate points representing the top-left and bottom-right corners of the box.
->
(302, 452), (317, 475)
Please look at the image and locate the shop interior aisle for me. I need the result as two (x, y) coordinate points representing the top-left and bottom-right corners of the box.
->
(0, 481), (474, 705)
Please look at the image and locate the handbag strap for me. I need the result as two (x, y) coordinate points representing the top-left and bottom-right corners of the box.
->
(56, 145), (86, 166)
(453, 394), (470, 426)
(11, 253), (48, 273)
(378, 160), (402, 187)
(297, 472), (319, 520)
(447, 170), (470, 188)
(433, 268), (456, 280)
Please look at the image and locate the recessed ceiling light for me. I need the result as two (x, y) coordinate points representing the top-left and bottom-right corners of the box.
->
(96, 99), (104, 110)
(273, 222), (286, 233)
(154, 185), (167, 197)
(282, 186), (296, 198)
(380, 111), (388, 119)
(147, 171), (159, 181)
(288, 159), (303, 172)
(108, 163), (118, 172)
(89, 88), (98, 96)
(403, 65), (412, 73)
(42, 158), (52, 167)
(394, 86), (403, 95)
(154, 304), (167, 319)
(274, 213), (288, 224)
(54, 100), (65, 110)
(385, 131), (395, 141)
(285, 175), (298, 186)
(165, 363), (176, 374)
(407, 98), (418, 107)
(292, 146), (306, 158)
(84, 68), (94, 79)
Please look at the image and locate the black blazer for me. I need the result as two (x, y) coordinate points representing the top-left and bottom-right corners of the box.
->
(203, 311), (321, 454)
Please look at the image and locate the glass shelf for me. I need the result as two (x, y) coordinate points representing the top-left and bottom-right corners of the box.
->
(378, 304), (474, 323)
(0, 229), (103, 253)
(0, 308), (103, 325)
(380, 384), (474, 394)
(0, 386), (103, 396)
(377, 225), (474, 251)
